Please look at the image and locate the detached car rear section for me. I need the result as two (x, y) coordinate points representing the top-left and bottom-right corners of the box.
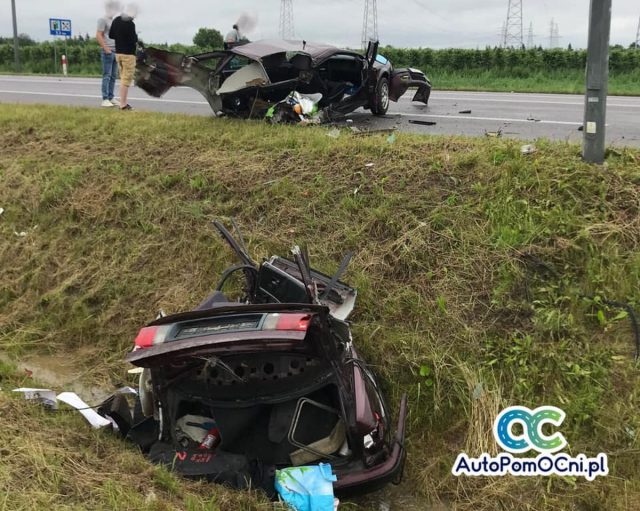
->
(135, 39), (431, 119)
(121, 222), (407, 497)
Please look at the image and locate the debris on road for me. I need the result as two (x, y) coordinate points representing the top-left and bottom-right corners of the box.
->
(458, 109), (472, 114)
(521, 144), (537, 155)
(578, 125), (584, 131)
(527, 116), (541, 122)
(485, 129), (503, 138)
(408, 119), (437, 126)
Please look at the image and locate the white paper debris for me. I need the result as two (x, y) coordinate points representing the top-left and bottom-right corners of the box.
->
(0, 207), (4, 217)
(14, 231), (27, 237)
(57, 391), (112, 429)
(13, 388), (58, 409)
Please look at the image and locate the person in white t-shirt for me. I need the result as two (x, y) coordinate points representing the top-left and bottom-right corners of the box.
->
(96, 1), (122, 107)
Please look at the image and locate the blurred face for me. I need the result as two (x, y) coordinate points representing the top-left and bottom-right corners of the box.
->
(124, 3), (138, 18)
(105, 1), (121, 18)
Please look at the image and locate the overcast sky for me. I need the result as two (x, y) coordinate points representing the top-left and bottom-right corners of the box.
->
(1, 1), (638, 49)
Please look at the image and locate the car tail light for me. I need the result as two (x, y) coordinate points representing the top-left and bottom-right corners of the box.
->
(134, 325), (170, 348)
(263, 313), (312, 331)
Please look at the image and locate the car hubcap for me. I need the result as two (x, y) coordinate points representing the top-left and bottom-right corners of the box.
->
(380, 82), (389, 110)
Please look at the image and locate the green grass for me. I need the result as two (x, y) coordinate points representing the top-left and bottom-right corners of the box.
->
(1, 104), (639, 510)
(430, 69), (640, 95)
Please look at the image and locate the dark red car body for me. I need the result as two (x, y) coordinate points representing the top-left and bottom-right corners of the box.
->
(123, 222), (407, 497)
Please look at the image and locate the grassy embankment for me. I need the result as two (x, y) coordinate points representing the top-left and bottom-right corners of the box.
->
(1, 104), (639, 510)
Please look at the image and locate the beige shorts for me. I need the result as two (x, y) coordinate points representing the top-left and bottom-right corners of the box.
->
(116, 54), (136, 86)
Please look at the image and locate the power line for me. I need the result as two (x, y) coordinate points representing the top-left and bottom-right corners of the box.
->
(503, 0), (523, 48)
(279, 0), (294, 39)
(361, 0), (378, 50)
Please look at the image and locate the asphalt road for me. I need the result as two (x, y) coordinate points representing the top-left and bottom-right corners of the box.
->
(1, 74), (639, 146)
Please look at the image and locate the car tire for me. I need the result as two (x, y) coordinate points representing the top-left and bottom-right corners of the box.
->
(372, 76), (390, 116)
(139, 368), (155, 418)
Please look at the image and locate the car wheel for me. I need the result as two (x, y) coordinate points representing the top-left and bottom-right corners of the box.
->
(139, 368), (155, 418)
(372, 77), (390, 116)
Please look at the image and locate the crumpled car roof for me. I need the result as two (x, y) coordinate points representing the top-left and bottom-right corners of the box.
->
(230, 39), (361, 64)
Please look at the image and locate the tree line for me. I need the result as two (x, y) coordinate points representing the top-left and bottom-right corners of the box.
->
(1, 29), (639, 75)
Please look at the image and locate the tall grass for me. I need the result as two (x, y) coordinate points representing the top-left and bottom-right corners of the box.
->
(0, 104), (639, 509)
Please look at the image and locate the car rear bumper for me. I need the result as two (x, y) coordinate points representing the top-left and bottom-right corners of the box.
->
(333, 393), (408, 496)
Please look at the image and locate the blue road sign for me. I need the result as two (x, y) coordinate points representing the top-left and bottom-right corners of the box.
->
(49, 18), (72, 37)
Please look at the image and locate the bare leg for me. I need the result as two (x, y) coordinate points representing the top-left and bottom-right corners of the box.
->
(119, 84), (129, 108)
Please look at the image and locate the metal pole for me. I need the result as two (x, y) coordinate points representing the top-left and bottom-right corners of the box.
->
(11, 0), (21, 72)
(582, 0), (611, 164)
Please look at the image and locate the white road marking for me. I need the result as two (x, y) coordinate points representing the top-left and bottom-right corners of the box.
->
(400, 95), (640, 108)
(0, 89), (208, 105)
(397, 112), (582, 126)
(0, 88), (614, 127)
(0, 77), (99, 86)
(2, 75), (639, 108)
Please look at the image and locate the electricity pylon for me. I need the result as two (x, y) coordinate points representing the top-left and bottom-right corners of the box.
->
(503, 0), (523, 48)
(361, 0), (378, 50)
(279, 0), (294, 39)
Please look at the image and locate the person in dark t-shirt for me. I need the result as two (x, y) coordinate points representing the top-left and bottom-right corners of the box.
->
(109, 4), (138, 110)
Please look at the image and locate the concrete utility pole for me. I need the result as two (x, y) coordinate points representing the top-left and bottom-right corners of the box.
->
(11, 0), (21, 72)
(635, 16), (640, 50)
(582, 0), (612, 164)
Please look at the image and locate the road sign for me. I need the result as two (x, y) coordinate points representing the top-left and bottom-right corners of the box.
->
(49, 18), (72, 37)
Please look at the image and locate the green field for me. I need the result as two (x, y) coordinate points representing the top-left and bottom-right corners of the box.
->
(1, 104), (639, 510)
(430, 69), (640, 95)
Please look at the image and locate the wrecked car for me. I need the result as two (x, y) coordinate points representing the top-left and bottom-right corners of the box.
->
(135, 39), (431, 121)
(121, 221), (407, 497)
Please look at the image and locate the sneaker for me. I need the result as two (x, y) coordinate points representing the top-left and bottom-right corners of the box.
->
(101, 99), (114, 107)
(110, 98), (120, 107)
(120, 104), (134, 110)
